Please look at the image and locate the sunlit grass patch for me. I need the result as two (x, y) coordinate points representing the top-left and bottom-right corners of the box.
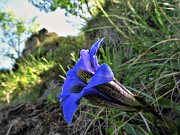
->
(0, 56), (55, 104)
(0, 35), (85, 106)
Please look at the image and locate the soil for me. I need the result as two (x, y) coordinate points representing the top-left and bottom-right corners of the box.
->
(0, 101), (107, 135)
(0, 101), (65, 135)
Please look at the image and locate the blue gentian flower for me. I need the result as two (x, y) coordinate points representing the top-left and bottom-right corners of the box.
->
(58, 38), (116, 124)
(58, 38), (141, 124)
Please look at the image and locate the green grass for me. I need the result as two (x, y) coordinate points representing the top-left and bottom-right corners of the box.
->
(81, 0), (180, 134)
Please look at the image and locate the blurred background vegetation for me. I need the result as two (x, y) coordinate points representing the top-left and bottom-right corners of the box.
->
(0, 0), (180, 135)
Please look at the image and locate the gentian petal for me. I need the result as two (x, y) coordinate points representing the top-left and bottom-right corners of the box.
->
(74, 49), (95, 74)
(85, 63), (114, 89)
(90, 38), (104, 57)
(62, 88), (99, 124)
(92, 55), (100, 70)
(58, 69), (86, 101)
(66, 69), (80, 79)
(62, 69), (85, 93)
(61, 93), (80, 124)
(90, 38), (104, 66)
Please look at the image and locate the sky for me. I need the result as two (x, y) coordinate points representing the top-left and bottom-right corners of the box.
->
(0, 0), (86, 70)
(0, 0), (85, 36)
